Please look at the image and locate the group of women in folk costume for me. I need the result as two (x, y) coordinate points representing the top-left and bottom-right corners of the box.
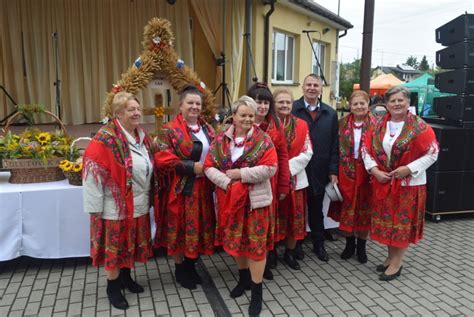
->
(82, 83), (438, 314)
(332, 87), (438, 281)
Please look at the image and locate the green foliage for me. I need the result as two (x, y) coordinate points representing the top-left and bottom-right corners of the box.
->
(339, 58), (361, 98)
(419, 56), (430, 72)
(405, 56), (419, 68)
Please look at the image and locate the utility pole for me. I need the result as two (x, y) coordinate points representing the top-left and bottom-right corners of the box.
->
(360, 0), (375, 93)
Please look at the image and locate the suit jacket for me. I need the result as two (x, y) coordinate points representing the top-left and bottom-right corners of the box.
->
(292, 96), (339, 195)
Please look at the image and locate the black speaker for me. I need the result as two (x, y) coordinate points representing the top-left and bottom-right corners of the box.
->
(436, 42), (474, 69)
(428, 123), (472, 171)
(436, 13), (474, 46)
(433, 95), (474, 121)
(427, 170), (463, 212)
(435, 68), (474, 94)
(461, 170), (474, 209)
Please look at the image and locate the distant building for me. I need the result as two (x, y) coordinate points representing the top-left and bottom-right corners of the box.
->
(372, 65), (422, 82)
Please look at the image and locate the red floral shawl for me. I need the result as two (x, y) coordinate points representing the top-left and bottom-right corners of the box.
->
(363, 112), (438, 202)
(259, 116), (290, 195)
(204, 125), (278, 215)
(83, 118), (156, 220)
(338, 113), (376, 203)
(154, 113), (215, 195)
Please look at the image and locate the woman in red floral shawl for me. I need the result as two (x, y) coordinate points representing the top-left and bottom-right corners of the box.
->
(82, 92), (157, 310)
(362, 86), (438, 281)
(273, 88), (313, 271)
(331, 90), (376, 264)
(204, 96), (277, 316)
(153, 85), (215, 290)
(247, 83), (290, 280)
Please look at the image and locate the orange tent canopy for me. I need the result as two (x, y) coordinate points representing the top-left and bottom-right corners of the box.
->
(353, 73), (404, 96)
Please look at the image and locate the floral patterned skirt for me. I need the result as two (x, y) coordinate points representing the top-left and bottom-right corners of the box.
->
(154, 178), (215, 258)
(277, 189), (306, 241)
(215, 188), (269, 261)
(371, 185), (426, 248)
(90, 214), (152, 271)
(338, 182), (372, 234)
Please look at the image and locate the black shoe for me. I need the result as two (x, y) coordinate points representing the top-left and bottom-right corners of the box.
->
(107, 278), (129, 310)
(283, 249), (301, 270)
(294, 241), (304, 260)
(340, 237), (356, 260)
(263, 264), (273, 280)
(120, 268), (144, 293)
(376, 264), (389, 272)
(379, 266), (403, 281)
(248, 281), (263, 316)
(356, 238), (368, 264)
(267, 250), (278, 269)
(313, 241), (329, 262)
(175, 263), (196, 290)
(184, 257), (203, 285)
(324, 230), (338, 242)
(230, 268), (251, 298)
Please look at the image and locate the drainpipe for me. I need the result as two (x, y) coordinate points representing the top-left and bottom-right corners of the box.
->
(263, 0), (275, 84)
(338, 30), (347, 38)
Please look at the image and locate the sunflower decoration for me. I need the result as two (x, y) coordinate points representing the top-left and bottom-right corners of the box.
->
(0, 129), (72, 163)
(59, 160), (74, 172)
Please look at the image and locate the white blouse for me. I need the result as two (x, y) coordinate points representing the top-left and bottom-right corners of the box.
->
(362, 121), (438, 186)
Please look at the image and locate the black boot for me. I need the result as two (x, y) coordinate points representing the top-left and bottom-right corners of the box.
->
(248, 281), (263, 316)
(120, 268), (144, 293)
(175, 263), (196, 290)
(184, 257), (203, 284)
(107, 278), (129, 310)
(267, 250), (278, 269)
(283, 248), (300, 270)
(263, 263), (273, 280)
(313, 240), (329, 262)
(229, 268), (251, 298)
(340, 236), (356, 260)
(294, 240), (304, 260)
(356, 238), (368, 264)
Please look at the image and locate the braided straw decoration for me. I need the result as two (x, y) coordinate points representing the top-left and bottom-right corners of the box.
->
(102, 18), (216, 122)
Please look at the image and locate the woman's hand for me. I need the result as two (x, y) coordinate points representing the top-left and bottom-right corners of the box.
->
(226, 169), (242, 180)
(279, 193), (287, 200)
(194, 162), (204, 175)
(389, 166), (411, 180)
(370, 167), (392, 184)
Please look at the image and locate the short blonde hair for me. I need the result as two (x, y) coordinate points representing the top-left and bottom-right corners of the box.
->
(112, 92), (139, 116)
(231, 95), (257, 114)
(273, 88), (294, 101)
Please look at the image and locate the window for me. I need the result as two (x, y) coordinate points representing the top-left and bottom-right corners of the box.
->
(272, 31), (294, 83)
(311, 41), (326, 78)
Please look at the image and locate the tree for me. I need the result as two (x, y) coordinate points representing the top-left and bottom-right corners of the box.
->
(339, 58), (361, 98)
(419, 55), (430, 72)
(405, 56), (418, 69)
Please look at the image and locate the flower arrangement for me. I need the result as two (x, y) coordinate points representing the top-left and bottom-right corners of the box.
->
(59, 159), (83, 173)
(0, 128), (72, 164)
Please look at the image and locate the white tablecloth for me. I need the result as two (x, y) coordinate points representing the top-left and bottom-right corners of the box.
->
(0, 172), (90, 261)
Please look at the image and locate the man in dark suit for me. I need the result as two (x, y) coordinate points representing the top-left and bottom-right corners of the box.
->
(292, 74), (339, 262)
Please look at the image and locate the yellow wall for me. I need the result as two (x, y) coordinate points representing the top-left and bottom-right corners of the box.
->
(252, 2), (338, 106)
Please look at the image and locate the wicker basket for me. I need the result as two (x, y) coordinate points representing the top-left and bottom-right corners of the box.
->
(3, 158), (65, 183)
(61, 137), (91, 186)
(63, 170), (82, 186)
(2, 110), (68, 184)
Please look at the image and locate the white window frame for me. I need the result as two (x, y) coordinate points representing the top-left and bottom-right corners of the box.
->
(272, 31), (295, 84)
(311, 41), (326, 79)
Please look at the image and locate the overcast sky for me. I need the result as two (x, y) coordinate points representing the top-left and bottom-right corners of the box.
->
(315, 0), (473, 67)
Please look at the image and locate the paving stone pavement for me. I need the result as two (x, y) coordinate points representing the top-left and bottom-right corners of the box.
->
(1, 215), (473, 316)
